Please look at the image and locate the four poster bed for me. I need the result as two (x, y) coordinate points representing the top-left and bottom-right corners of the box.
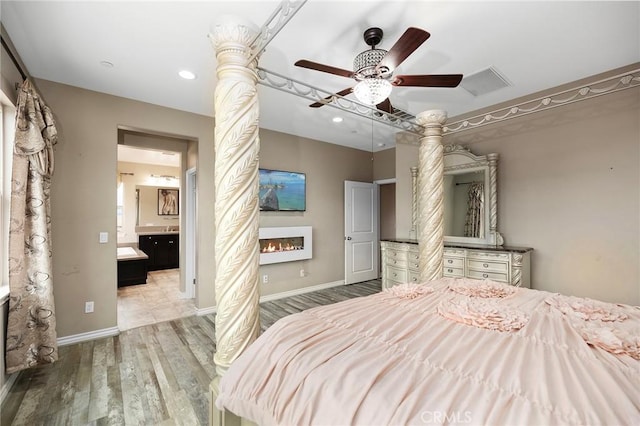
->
(209, 17), (639, 424)
(215, 278), (639, 425)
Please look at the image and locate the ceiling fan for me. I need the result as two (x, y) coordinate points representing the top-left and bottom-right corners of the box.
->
(295, 27), (463, 113)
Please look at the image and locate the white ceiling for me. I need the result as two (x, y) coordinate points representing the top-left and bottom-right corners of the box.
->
(3, 1), (639, 153)
(118, 145), (181, 167)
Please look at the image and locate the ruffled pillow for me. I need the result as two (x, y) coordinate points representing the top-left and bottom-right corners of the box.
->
(384, 283), (434, 299)
(437, 298), (528, 332)
(545, 294), (628, 322)
(576, 321), (640, 360)
(448, 279), (516, 298)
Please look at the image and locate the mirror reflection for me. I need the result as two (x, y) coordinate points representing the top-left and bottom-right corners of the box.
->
(444, 171), (485, 238)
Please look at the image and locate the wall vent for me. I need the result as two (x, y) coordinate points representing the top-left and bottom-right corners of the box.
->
(460, 66), (511, 96)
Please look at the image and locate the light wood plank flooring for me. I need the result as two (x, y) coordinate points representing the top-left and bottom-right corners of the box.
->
(2, 279), (381, 425)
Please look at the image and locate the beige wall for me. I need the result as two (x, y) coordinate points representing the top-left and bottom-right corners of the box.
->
(34, 79), (216, 338)
(257, 129), (372, 295)
(373, 147), (395, 180)
(395, 87), (639, 305)
(27, 77), (375, 338)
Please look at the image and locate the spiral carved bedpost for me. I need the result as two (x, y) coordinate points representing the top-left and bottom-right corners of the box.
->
(210, 15), (261, 386)
(416, 110), (447, 283)
(410, 166), (419, 239)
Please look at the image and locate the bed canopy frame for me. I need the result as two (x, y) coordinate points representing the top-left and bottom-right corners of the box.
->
(208, 10), (449, 425)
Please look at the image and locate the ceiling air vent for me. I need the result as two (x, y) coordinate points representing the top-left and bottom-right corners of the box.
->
(460, 66), (511, 96)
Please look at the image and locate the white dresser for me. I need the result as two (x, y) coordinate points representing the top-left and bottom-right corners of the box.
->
(380, 240), (532, 290)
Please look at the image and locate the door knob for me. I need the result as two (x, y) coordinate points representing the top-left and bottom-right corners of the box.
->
(346, 236), (352, 240)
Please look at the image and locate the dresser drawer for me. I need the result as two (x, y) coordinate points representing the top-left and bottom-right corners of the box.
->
(408, 270), (421, 284)
(467, 251), (510, 262)
(407, 249), (420, 263)
(406, 258), (420, 272)
(385, 257), (407, 269)
(443, 257), (464, 268)
(467, 269), (508, 283)
(386, 265), (408, 283)
(467, 259), (508, 273)
(443, 266), (464, 277)
(385, 248), (408, 261)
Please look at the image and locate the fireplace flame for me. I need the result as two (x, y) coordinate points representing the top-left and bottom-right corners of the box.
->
(260, 238), (303, 253)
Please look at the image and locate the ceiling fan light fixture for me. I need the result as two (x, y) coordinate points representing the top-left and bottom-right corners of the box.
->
(353, 78), (392, 105)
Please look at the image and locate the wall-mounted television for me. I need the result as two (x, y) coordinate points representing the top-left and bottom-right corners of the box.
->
(259, 168), (306, 211)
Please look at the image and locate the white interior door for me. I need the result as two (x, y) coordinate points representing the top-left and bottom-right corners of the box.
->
(344, 180), (379, 284)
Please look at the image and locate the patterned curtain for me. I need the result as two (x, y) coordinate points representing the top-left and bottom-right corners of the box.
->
(5, 80), (58, 374)
(463, 183), (484, 238)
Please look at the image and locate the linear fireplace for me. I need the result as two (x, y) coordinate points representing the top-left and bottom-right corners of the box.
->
(259, 226), (312, 265)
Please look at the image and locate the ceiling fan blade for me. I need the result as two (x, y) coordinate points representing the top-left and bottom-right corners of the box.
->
(392, 74), (463, 87)
(377, 27), (431, 71)
(310, 88), (353, 108)
(295, 60), (353, 78)
(376, 98), (393, 113)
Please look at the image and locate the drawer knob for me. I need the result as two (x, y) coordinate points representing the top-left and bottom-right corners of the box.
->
(393, 273), (397, 277)
(483, 273), (489, 278)
(447, 259), (453, 264)
(483, 263), (489, 268)
(447, 268), (453, 273)
(412, 277), (417, 282)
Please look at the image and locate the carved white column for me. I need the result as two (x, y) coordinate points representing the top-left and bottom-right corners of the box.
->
(210, 17), (261, 378)
(409, 166), (418, 239)
(416, 110), (447, 282)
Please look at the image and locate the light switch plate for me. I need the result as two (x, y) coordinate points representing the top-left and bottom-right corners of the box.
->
(99, 232), (108, 243)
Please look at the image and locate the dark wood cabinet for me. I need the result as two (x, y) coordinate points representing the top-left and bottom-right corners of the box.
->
(138, 234), (179, 271)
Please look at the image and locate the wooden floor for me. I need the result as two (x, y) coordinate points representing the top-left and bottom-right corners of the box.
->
(1, 279), (381, 425)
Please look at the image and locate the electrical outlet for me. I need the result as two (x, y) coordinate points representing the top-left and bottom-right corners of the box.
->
(299, 269), (305, 277)
(85, 301), (94, 313)
(262, 274), (268, 284)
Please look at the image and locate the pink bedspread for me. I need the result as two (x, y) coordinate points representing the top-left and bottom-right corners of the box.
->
(216, 278), (640, 425)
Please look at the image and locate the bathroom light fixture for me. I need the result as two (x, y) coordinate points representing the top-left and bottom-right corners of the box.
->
(151, 174), (178, 180)
(178, 70), (196, 80)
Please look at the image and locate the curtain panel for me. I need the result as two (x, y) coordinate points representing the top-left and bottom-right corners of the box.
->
(6, 80), (58, 374)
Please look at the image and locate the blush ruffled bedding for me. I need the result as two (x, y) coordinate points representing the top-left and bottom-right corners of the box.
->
(216, 278), (640, 425)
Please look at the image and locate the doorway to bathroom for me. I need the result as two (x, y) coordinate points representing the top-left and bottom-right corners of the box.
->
(116, 129), (196, 330)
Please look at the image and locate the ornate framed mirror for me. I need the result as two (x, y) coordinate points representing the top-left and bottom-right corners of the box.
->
(443, 145), (502, 246)
(411, 145), (503, 246)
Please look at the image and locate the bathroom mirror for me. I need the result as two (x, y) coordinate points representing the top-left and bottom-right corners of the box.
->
(136, 185), (180, 226)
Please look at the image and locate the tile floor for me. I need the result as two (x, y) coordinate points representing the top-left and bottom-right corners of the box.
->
(117, 268), (196, 330)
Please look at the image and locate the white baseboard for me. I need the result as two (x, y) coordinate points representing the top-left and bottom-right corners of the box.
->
(194, 280), (346, 316)
(57, 326), (120, 347)
(259, 280), (345, 303)
(196, 306), (217, 316)
(1, 371), (18, 404)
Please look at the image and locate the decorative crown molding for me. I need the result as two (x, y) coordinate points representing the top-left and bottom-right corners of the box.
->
(444, 68), (640, 134)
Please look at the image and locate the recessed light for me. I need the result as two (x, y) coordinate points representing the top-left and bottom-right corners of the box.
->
(179, 70), (197, 80)
(377, 143), (386, 147)
(100, 60), (114, 68)
(332, 116), (343, 123)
